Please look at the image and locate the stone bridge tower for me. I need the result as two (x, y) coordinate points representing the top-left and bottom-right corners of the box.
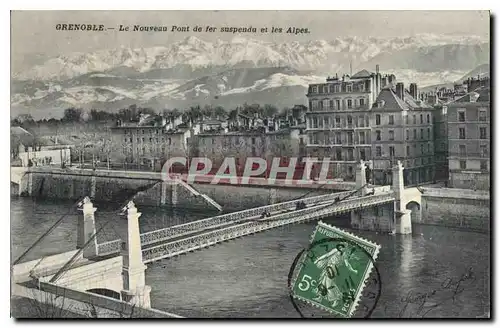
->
(392, 161), (412, 234)
(77, 197), (98, 259)
(120, 201), (152, 308)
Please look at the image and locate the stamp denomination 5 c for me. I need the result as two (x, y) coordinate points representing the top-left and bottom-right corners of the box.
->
(290, 221), (381, 318)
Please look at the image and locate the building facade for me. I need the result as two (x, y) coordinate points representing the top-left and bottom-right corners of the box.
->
(447, 84), (490, 190)
(110, 115), (192, 168)
(305, 68), (435, 185)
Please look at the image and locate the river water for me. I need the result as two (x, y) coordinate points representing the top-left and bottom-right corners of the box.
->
(11, 197), (490, 318)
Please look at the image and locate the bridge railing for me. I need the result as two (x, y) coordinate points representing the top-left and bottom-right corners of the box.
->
(97, 240), (122, 257)
(139, 190), (354, 245)
(98, 189), (364, 257)
(142, 192), (395, 263)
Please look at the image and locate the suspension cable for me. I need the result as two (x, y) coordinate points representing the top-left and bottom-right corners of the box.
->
(13, 198), (85, 265)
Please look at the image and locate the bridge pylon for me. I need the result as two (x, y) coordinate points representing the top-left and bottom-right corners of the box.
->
(392, 161), (412, 234)
(120, 201), (151, 308)
(355, 160), (368, 196)
(77, 196), (98, 258)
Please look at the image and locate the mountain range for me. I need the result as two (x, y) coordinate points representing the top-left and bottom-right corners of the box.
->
(11, 34), (490, 119)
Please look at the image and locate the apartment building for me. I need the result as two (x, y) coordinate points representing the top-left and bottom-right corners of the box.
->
(110, 114), (192, 167)
(191, 127), (304, 171)
(305, 67), (386, 180)
(446, 84), (490, 190)
(370, 84), (434, 186)
(305, 67), (435, 184)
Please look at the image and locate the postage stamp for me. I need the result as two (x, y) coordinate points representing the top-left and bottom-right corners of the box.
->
(290, 221), (381, 318)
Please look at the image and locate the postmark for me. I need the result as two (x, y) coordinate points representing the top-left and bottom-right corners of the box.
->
(288, 221), (381, 318)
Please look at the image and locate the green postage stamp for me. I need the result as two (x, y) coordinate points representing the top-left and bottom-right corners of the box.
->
(291, 221), (381, 318)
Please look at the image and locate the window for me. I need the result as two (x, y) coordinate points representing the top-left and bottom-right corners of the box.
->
(359, 84), (365, 92)
(336, 99), (341, 110)
(413, 129), (417, 139)
(360, 149), (366, 160)
(413, 115), (416, 124)
(406, 145), (410, 157)
(359, 98), (365, 107)
(346, 84), (353, 92)
(389, 115), (394, 125)
(359, 116), (364, 127)
(420, 129), (424, 139)
(421, 144), (424, 155)
(427, 114), (430, 124)
(211, 138), (215, 144)
(480, 145), (488, 157)
(406, 129), (409, 140)
(324, 117), (330, 127)
(376, 114), (381, 125)
(459, 160), (466, 169)
(318, 100), (323, 110)
(427, 128), (430, 139)
(376, 130), (381, 141)
(376, 146), (382, 157)
(480, 127), (487, 139)
(252, 137), (256, 145)
(365, 116), (370, 127)
(334, 85), (340, 93)
(312, 117), (318, 128)
(420, 114), (423, 124)
(336, 149), (342, 160)
(335, 132), (341, 144)
(479, 110), (487, 121)
(389, 146), (395, 158)
(141, 137), (145, 142)
(389, 130), (394, 140)
(459, 128), (466, 139)
(312, 86), (317, 93)
(347, 99), (353, 109)
(335, 117), (341, 127)
(459, 145), (466, 157)
(329, 100), (334, 109)
(359, 132), (365, 144)
(347, 115), (352, 126)
(405, 115), (409, 125)
(318, 118), (324, 128)
(141, 130), (145, 134)
(149, 138), (153, 142)
(458, 111), (465, 122)
(348, 149), (354, 161)
(309, 101), (313, 110)
(480, 160), (488, 171)
(347, 132), (353, 144)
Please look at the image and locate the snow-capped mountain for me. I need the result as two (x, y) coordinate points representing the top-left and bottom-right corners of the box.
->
(11, 35), (490, 118)
(13, 34), (488, 81)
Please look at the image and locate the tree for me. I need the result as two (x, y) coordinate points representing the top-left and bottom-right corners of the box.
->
(214, 106), (226, 117)
(263, 104), (278, 117)
(62, 108), (83, 122)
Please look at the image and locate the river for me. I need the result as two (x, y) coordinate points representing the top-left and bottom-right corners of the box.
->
(11, 197), (490, 318)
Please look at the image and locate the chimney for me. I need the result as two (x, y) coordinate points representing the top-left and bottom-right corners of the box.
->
(409, 83), (418, 99)
(396, 82), (405, 101)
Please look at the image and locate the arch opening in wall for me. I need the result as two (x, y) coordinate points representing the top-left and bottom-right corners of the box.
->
(406, 201), (421, 223)
(87, 288), (121, 300)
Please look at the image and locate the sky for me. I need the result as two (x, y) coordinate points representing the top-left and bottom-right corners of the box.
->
(11, 10), (490, 72)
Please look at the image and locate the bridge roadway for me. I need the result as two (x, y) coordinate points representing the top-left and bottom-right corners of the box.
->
(96, 189), (358, 256)
(141, 192), (395, 263)
(98, 191), (395, 263)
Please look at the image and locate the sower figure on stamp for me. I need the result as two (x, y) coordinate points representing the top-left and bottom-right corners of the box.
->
(312, 244), (358, 307)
